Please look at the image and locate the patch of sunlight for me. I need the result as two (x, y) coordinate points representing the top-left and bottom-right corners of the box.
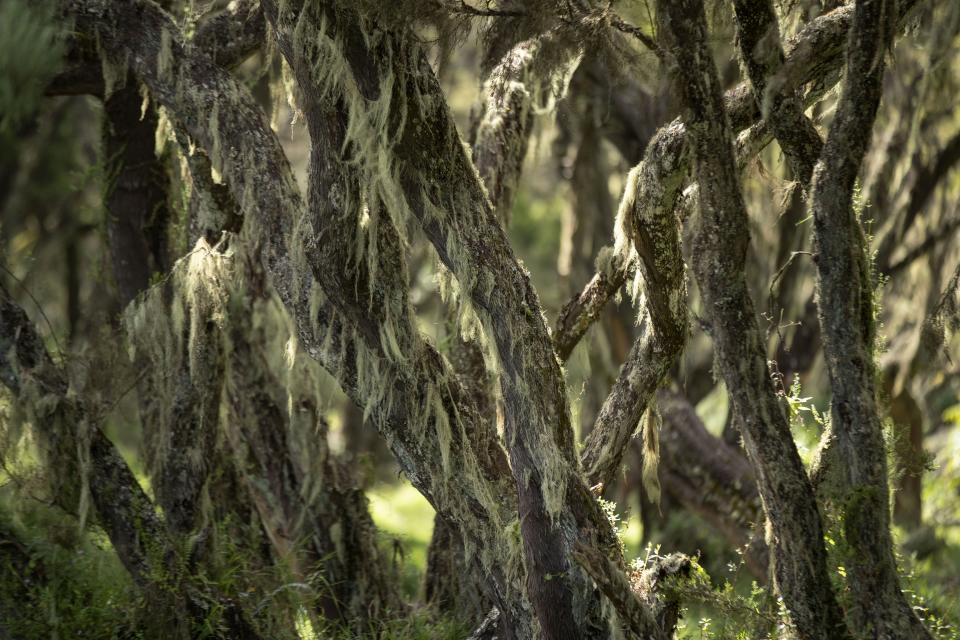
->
(695, 381), (728, 436)
(368, 482), (435, 598)
(621, 511), (644, 559)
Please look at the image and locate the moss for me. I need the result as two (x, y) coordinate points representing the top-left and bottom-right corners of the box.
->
(208, 101), (223, 183)
(158, 27), (173, 82)
(641, 403), (662, 508)
(97, 27), (130, 100)
(123, 236), (233, 483)
(842, 485), (884, 545)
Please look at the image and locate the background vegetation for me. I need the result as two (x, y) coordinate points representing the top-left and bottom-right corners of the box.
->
(1, 0), (959, 638)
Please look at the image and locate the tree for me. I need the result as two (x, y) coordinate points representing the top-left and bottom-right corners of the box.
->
(2, 0), (959, 638)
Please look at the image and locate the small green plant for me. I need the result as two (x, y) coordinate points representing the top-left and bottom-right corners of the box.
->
(598, 496), (629, 555)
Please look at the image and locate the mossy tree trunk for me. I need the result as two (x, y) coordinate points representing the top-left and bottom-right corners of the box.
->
(809, 0), (933, 635)
(656, 0), (849, 637)
(51, 0), (939, 637)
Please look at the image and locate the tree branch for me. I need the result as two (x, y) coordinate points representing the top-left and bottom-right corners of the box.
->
(472, 33), (581, 222)
(731, 0), (823, 184)
(192, 0), (265, 69)
(580, 122), (689, 490)
(808, 0), (933, 634)
(657, 0), (848, 637)
(572, 542), (690, 640)
(609, 15), (664, 62)
(553, 252), (630, 361)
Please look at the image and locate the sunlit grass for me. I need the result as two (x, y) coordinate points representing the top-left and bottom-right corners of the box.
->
(367, 482), (435, 599)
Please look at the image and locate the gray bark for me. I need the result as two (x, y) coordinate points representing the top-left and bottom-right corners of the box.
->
(580, 123), (689, 491)
(809, 0), (933, 636)
(656, 0), (848, 638)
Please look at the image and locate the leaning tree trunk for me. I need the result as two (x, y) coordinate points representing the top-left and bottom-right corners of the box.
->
(808, 0), (933, 636)
(655, 0), (849, 637)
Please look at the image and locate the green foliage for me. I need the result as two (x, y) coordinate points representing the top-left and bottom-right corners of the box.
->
(781, 376), (829, 462)
(307, 609), (470, 640)
(0, 0), (65, 133)
(627, 543), (777, 640)
(597, 496), (627, 556)
(0, 489), (141, 639)
(368, 483), (435, 599)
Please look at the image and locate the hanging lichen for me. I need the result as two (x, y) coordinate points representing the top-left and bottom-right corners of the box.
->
(641, 402), (662, 508)
(123, 235), (233, 489)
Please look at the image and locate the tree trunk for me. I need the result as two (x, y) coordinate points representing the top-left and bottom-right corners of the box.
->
(656, 0), (848, 637)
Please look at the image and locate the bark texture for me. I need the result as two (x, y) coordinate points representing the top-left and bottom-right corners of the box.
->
(809, 0), (933, 636)
(656, 0), (848, 638)
(0, 289), (261, 639)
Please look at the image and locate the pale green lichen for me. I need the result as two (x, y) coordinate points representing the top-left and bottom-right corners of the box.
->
(98, 30), (129, 100)
(641, 403), (661, 507)
(157, 27), (173, 82)
(275, 4), (556, 610)
(207, 101), (223, 183)
(123, 236), (234, 478)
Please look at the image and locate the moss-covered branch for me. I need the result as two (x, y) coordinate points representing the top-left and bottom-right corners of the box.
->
(0, 289), (164, 585)
(809, 0), (933, 636)
(223, 252), (401, 626)
(656, 0), (848, 637)
(553, 252), (630, 362)
(579, 123), (688, 490)
(472, 32), (581, 222)
(48, 0), (264, 98)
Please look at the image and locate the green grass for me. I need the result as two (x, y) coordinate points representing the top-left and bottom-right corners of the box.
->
(297, 608), (469, 640)
(367, 482), (435, 600)
(0, 486), (141, 639)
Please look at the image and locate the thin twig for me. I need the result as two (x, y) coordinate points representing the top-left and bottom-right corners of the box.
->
(765, 250), (813, 346)
(610, 14), (665, 62)
(0, 266), (65, 361)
